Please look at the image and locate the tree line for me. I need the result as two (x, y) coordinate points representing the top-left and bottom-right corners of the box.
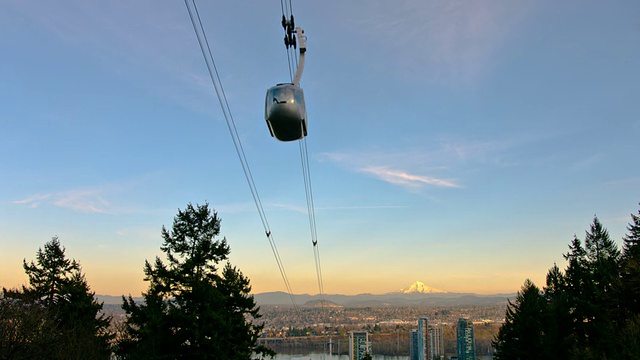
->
(493, 205), (640, 359)
(4, 202), (639, 359)
(1, 202), (273, 360)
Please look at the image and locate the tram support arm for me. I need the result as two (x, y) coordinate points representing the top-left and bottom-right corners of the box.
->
(293, 27), (306, 86)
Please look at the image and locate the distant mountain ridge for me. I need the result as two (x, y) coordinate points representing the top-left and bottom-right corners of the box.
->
(253, 291), (513, 307)
(96, 281), (515, 307)
(253, 280), (514, 307)
(249, 281), (514, 307)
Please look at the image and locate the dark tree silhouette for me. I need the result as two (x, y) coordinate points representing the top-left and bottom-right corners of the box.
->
(615, 206), (640, 357)
(493, 279), (546, 359)
(0, 296), (58, 359)
(621, 206), (640, 315)
(116, 202), (274, 360)
(568, 217), (620, 357)
(494, 210), (640, 360)
(541, 264), (572, 359)
(2, 237), (112, 360)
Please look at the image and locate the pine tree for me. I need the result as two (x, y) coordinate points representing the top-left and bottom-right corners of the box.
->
(493, 279), (546, 360)
(557, 217), (621, 358)
(542, 264), (572, 359)
(20, 237), (81, 305)
(494, 209), (639, 359)
(615, 205), (640, 357)
(582, 217), (620, 357)
(118, 290), (174, 359)
(116, 203), (274, 360)
(584, 217), (620, 288)
(624, 205), (640, 251)
(620, 205), (640, 315)
(2, 237), (112, 359)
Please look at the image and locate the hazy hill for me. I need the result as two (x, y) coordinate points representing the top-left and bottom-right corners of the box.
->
(253, 291), (514, 307)
(96, 281), (515, 307)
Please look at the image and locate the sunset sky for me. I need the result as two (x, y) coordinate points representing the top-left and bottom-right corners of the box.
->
(2, 0), (639, 297)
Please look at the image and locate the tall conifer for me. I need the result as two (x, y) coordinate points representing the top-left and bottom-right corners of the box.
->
(493, 279), (546, 359)
(117, 203), (274, 360)
(2, 237), (112, 359)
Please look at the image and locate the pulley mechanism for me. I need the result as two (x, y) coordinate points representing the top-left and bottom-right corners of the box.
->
(282, 15), (296, 49)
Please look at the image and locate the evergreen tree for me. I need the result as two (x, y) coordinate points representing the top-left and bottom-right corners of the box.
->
(2, 237), (112, 359)
(584, 217), (620, 292)
(561, 234), (593, 357)
(580, 217), (620, 357)
(21, 237), (81, 305)
(560, 218), (622, 358)
(118, 290), (174, 359)
(116, 203), (274, 360)
(623, 205), (640, 251)
(615, 205), (640, 357)
(493, 279), (546, 359)
(494, 208), (640, 359)
(620, 205), (640, 315)
(541, 264), (572, 359)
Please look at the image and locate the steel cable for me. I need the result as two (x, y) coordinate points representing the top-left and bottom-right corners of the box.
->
(185, 0), (298, 310)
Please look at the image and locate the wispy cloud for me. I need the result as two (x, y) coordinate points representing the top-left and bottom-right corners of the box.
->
(11, 172), (172, 215)
(12, 194), (53, 208)
(319, 147), (459, 190)
(14, 188), (110, 213)
(317, 205), (406, 211)
(351, 0), (534, 85)
(265, 202), (409, 213)
(271, 203), (308, 214)
(318, 134), (538, 190)
(321, 134), (515, 168)
(360, 167), (459, 188)
(53, 189), (110, 213)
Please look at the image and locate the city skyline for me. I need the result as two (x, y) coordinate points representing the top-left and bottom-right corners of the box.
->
(2, 1), (640, 297)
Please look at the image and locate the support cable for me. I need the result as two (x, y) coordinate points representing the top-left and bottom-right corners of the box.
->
(299, 137), (327, 326)
(281, 0), (328, 327)
(185, 0), (298, 310)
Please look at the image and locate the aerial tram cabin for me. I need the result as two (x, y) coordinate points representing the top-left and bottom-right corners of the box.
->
(265, 83), (307, 141)
(265, 27), (307, 142)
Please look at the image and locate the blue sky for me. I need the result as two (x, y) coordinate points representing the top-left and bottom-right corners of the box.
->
(1, 0), (639, 296)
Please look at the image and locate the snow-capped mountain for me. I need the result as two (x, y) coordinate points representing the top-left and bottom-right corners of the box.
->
(396, 281), (447, 294)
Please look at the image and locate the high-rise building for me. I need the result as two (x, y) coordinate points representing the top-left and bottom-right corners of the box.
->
(411, 318), (444, 360)
(429, 325), (444, 360)
(410, 329), (419, 360)
(349, 331), (371, 360)
(457, 318), (476, 360)
(417, 317), (430, 360)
